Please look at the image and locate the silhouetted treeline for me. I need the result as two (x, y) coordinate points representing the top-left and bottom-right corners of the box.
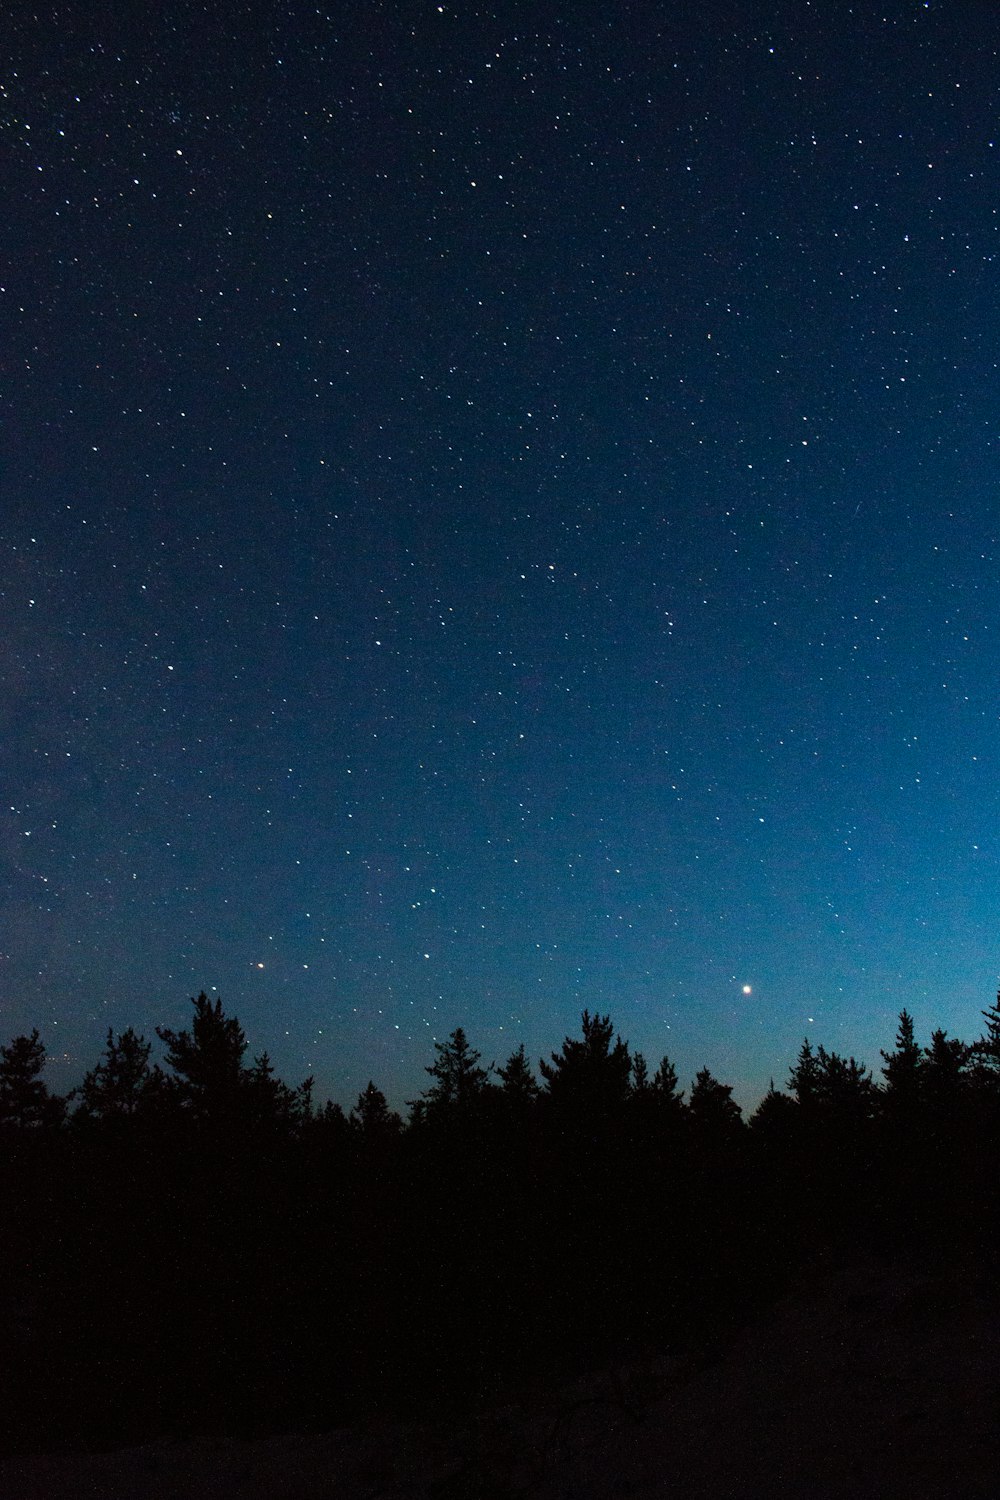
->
(3, 993), (1000, 1454)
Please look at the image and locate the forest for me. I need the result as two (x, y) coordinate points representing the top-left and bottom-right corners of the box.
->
(2, 993), (1000, 1457)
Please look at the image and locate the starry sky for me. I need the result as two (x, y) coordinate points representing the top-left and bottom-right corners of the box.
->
(3, 0), (999, 1112)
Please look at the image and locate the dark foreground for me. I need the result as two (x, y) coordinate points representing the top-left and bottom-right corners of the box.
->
(4, 1255), (999, 1499)
(6, 1002), (1000, 1493)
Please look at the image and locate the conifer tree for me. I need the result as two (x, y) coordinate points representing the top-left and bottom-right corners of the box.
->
(924, 1027), (969, 1101)
(411, 1026), (492, 1122)
(688, 1067), (743, 1135)
(0, 1029), (65, 1129)
(350, 1081), (402, 1142)
(631, 1052), (685, 1134)
(73, 1026), (166, 1122)
(651, 1055), (685, 1113)
(539, 1011), (632, 1121)
(245, 1051), (314, 1131)
(748, 1081), (798, 1140)
(496, 1043), (540, 1105)
(815, 1046), (877, 1121)
(788, 1038), (875, 1124)
(630, 1051), (650, 1096)
(972, 991), (1000, 1082)
(880, 1010), (923, 1110)
(787, 1038), (821, 1109)
(156, 992), (249, 1119)
(311, 1097), (350, 1148)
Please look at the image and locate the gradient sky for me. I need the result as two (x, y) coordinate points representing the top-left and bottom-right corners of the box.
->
(3, 0), (999, 1112)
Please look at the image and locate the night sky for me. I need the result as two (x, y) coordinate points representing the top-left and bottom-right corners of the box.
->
(4, 1), (999, 1113)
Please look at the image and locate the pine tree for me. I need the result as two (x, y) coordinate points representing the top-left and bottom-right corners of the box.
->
(310, 1097), (350, 1149)
(156, 993), (249, 1119)
(787, 1038), (875, 1125)
(411, 1027), (492, 1122)
(496, 1043), (540, 1105)
(72, 1027), (166, 1123)
(924, 1027), (969, 1102)
(350, 1081), (402, 1143)
(539, 1011), (632, 1122)
(630, 1051), (650, 1096)
(815, 1046), (877, 1122)
(972, 991), (1000, 1082)
(245, 1051), (314, 1132)
(688, 1067), (743, 1135)
(787, 1038), (821, 1109)
(880, 1009), (923, 1111)
(748, 1081), (798, 1141)
(0, 1030), (65, 1129)
(651, 1055), (685, 1113)
(631, 1052), (685, 1134)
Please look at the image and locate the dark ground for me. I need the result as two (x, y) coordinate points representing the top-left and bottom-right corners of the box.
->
(4, 1255), (999, 1499)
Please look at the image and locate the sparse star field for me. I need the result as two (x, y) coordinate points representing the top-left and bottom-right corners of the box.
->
(2, 1), (999, 1111)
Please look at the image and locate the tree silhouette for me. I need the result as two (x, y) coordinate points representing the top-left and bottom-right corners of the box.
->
(688, 1067), (743, 1136)
(788, 1038), (822, 1110)
(539, 1010), (632, 1125)
(748, 1081), (798, 1141)
(788, 1039), (875, 1124)
(350, 1081), (402, 1143)
(630, 1051), (685, 1142)
(880, 1009), (924, 1118)
(815, 1047), (876, 1121)
(245, 1051), (314, 1133)
(970, 991), (1000, 1090)
(0, 1029), (64, 1129)
(924, 1027), (970, 1108)
(156, 992), (249, 1120)
(410, 1026), (493, 1124)
(310, 1097), (350, 1149)
(496, 1042), (540, 1105)
(4, 986), (1000, 1457)
(72, 1026), (166, 1123)
(630, 1051), (651, 1095)
(652, 1055), (685, 1112)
